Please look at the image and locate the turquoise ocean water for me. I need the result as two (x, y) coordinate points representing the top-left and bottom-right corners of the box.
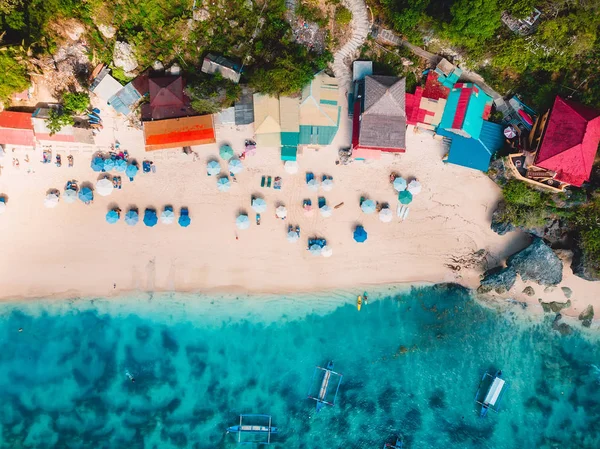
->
(0, 285), (599, 449)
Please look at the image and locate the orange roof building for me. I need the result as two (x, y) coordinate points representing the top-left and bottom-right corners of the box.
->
(143, 115), (216, 151)
(0, 111), (35, 147)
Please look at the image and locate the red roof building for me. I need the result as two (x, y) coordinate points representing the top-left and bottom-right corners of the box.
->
(142, 76), (196, 121)
(405, 72), (450, 129)
(0, 111), (35, 147)
(534, 96), (600, 187)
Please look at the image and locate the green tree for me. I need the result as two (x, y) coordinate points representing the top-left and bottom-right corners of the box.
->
(443, 0), (501, 49)
(62, 92), (89, 114)
(0, 52), (29, 103)
(45, 109), (74, 135)
(380, 0), (430, 40)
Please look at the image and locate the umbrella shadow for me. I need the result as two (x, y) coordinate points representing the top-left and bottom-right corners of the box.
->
(237, 208), (248, 217)
(80, 181), (94, 191)
(92, 151), (106, 159)
(107, 202), (120, 212)
(0, 193), (7, 203)
(97, 173), (112, 181)
(163, 204), (174, 212)
(46, 187), (60, 196)
(127, 206), (139, 213)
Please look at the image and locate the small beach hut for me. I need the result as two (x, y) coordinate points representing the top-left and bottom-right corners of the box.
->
(361, 199), (376, 214)
(276, 205), (287, 219)
(379, 208), (393, 222)
(322, 179), (334, 191)
(354, 225), (368, 243)
(63, 189), (77, 203)
(321, 245), (333, 257)
(393, 177), (407, 192)
(115, 159), (128, 172)
(207, 160), (220, 176)
(407, 180), (422, 195)
(78, 187), (94, 204)
(96, 178), (114, 197)
(144, 208), (158, 227)
(287, 230), (299, 242)
(228, 158), (243, 174)
(320, 205), (332, 218)
(103, 158), (115, 172)
(236, 214), (250, 230)
(105, 209), (119, 224)
(161, 207), (175, 224)
(307, 179), (319, 191)
(126, 163), (139, 181)
(217, 176), (231, 192)
(44, 193), (59, 208)
(178, 208), (191, 227)
(220, 144), (235, 161)
(252, 198), (267, 213)
(125, 209), (139, 226)
(398, 190), (413, 204)
(284, 160), (299, 174)
(309, 244), (322, 256)
(91, 156), (104, 172)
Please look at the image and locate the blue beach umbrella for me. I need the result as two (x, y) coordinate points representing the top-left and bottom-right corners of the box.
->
(161, 207), (175, 225)
(393, 176), (407, 192)
(398, 190), (413, 205)
(236, 214), (250, 230)
(103, 158), (115, 172)
(144, 209), (158, 227)
(207, 160), (220, 176)
(125, 210), (139, 226)
(251, 197), (267, 213)
(217, 176), (231, 192)
(220, 145), (235, 161)
(178, 208), (191, 227)
(228, 158), (243, 174)
(354, 225), (368, 243)
(78, 187), (93, 203)
(309, 244), (322, 256)
(361, 199), (376, 214)
(115, 159), (128, 172)
(105, 210), (119, 224)
(126, 164), (139, 180)
(91, 157), (104, 172)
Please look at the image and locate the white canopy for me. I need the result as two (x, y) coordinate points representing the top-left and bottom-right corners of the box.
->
(63, 189), (77, 203)
(407, 180), (422, 195)
(275, 205), (287, 219)
(321, 246), (333, 257)
(284, 160), (299, 174)
(484, 378), (506, 407)
(321, 179), (334, 191)
(96, 178), (114, 197)
(379, 208), (393, 222)
(44, 193), (59, 208)
(320, 205), (332, 218)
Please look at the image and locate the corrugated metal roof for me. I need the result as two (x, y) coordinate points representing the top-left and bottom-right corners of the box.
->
(299, 125), (338, 145)
(143, 115), (215, 151)
(235, 90), (254, 125)
(439, 83), (492, 139)
(280, 96), (299, 132)
(91, 71), (123, 103)
(253, 94), (280, 135)
(281, 145), (297, 161)
(108, 82), (142, 116)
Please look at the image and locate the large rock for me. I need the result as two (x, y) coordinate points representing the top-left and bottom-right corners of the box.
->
(113, 41), (138, 75)
(578, 305), (594, 328)
(97, 24), (117, 39)
(491, 205), (515, 235)
(539, 299), (571, 313)
(552, 314), (573, 336)
(478, 266), (516, 294)
(571, 247), (600, 282)
(507, 238), (563, 286)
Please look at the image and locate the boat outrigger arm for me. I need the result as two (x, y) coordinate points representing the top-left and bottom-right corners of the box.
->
(308, 361), (343, 412)
(226, 414), (278, 445)
(475, 371), (507, 417)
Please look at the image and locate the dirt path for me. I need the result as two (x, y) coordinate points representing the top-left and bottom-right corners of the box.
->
(332, 0), (370, 94)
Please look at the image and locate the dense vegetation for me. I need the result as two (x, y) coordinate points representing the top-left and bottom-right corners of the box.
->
(374, 0), (600, 109)
(0, 0), (330, 103)
(45, 91), (90, 134)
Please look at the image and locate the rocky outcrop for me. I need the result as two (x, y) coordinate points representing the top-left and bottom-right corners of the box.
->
(113, 41), (138, 75)
(97, 24), (116, 39)
(478, 267), (516, 294)
(507, 238), (563, 286)
(571, 248), (600, 282)
(491, 204), (515, 235)
(522, 286), (535, 296)
(552, 314), (573, 336)
(539, 299), (571, 313)
(578, 305), (594, 328)
(561, 286), (572, 299)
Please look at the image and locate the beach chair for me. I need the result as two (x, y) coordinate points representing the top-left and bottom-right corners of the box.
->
(267, 176), (272, 188)
(296, 225), (300, 237)
(318, 197), (326, 209)
(143, 161), (151, 173)
(274, 176), (282, 190)
(256, 213), (261, 225)
(303, 199), (312, 208)
(306, 172), (314, 184)
(261, 176), (266, 187)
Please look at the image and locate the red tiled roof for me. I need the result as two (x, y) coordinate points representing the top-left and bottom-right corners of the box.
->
(145, 76), (196, 120)
(405, 87), (423, 126)
(535, 96), (600, 187)
(422, 72), (450, 101)
(452, 86), (472, 129)
(0, 111), (35, 146)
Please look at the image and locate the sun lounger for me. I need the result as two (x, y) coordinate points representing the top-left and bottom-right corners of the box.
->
(402, 207), (409, 221)
(274, 176), (282, 190)
(267, 176), (272, 188)
(306, 172), (314, 184)
(318, 197), (326, 208)
(261, 176), (266, 187)
(256, 214), (261, 225)
(303, 199), (312, 207)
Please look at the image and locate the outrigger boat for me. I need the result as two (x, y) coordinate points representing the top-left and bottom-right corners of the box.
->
(474, 370), (507, 417)
(227, 414), (278, 445)
(383, 436), (403, 449)
(308, 361), (343, 412)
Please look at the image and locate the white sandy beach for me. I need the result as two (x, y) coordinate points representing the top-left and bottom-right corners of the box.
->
(0, 94), (598, 324)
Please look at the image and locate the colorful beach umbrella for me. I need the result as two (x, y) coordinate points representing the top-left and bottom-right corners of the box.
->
(103, 158), (115, 172)
(379, 208), (393, 223)
(178, 209), (191, 227)
(126, 164), (138, 180)
(393, 176), (407, 192)
(63, 189), (77, 203)
(220, 145), (234, 161)
(236, 214), (250, 230)
(91, 157), (104, 172)
(251, 198), (267, 213)
(399, 190), (413, 205)
(287, 231), (299, 243)
(276, 205), (287, 219)
(96, 178), (114, 197)
(161, 208), (175, 225)
(105, 210), (119, 224)
(125, 210), (139, 226)
(44, 193), (59, 208)
(217, 176), (231, 192)
(354, 225), (368, 243)
(321, 179), (334, 191)
(407, 180), (422, 195)
(78, 187), (93, 203)
(321, 245), (333, 258)
(284, 160), (299, 174)
(228, 158), (243, 174)
(307, 179), (319, 191)
(207, 160), (220, 176)
(144, 209), (158, 227)
(115, 159), (128, 172)
(361, 199), (376, 214)
(309, 244), (322, 256)
(320, 205), (332, 218)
